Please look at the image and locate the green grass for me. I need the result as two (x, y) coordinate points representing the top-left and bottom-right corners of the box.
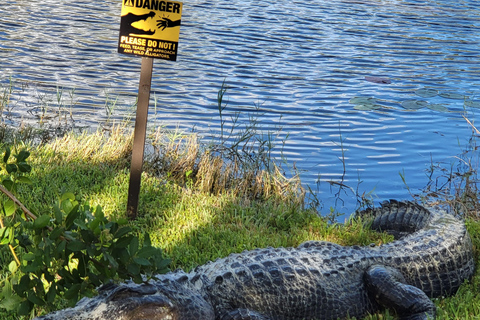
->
(0, 126), (478, 319)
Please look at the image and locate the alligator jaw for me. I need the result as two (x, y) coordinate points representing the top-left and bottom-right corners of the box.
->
(35, 295), (178, 320)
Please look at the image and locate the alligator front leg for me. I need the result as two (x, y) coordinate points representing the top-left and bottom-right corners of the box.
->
(364, 265), (436, 320)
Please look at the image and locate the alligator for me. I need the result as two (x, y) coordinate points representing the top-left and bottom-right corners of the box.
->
(36, 200), (474, 320)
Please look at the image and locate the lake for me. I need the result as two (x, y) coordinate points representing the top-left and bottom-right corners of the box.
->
(1, 0), (480, 216)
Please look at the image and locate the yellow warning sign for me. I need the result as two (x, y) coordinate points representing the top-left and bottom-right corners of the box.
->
(118, 0), (182, 61)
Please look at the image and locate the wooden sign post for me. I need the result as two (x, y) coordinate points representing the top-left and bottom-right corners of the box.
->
(127, 57), (153, 218)
(118, 0), (183, 218)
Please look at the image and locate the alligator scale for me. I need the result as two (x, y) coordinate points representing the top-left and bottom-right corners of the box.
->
(36, 200), (475, 320)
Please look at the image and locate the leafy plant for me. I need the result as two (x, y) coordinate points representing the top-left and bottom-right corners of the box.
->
(0, 147), (170, 317)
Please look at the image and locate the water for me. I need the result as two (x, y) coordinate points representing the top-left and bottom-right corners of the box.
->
(1, 0), (480, 216)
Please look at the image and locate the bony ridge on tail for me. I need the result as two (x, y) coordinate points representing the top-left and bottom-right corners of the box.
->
(36, 200), (474, 320)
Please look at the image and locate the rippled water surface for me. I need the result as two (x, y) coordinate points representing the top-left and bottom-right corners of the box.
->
(1, 0), (480, 215)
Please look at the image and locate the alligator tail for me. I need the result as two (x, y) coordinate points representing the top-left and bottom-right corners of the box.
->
(356, 200), (432, 239)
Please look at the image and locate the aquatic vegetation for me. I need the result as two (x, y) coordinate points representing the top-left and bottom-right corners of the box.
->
(348, 87), (480, 114)
(465, 100), (480, 109)
(439, 92), (466, 100)
(349, 97), (376, 105)
(400, 100), (429, 110)
(349, 97), (384, 110)
(415, 88), (438, 98)
(426, 103), (449, 112)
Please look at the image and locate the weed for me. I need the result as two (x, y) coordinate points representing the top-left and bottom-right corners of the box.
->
(147, 83), (305, 206)
(400, 107), (480, 218)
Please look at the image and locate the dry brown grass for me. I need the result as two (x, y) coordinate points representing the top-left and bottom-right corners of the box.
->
(147, 127), (305, 206)
(38, 125), (134, 165)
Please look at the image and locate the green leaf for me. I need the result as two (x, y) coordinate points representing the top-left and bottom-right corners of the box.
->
(27, 292), (45, 306)
(89, 218), (101, 234)
(54, 205), (63, 224)
(86, 244), (98, 257)
(8, 261), (18, 274)
(49, 227), (64, 240)
(16, 176), (32, 184)
(23, 263), (42, 273)
(14, 275), (31, 298)
(22, 253), (36, 262)
(77, 254), (88, 277)
(117, 217), (129, 226)
(0, 237), (9, 245)
(127, 263), (140, 276)
(18, 300), (33, 316)
(80, 229), (95, 244)
(7, 227), (14, 243)
(46, 285), (56, 303)
(129, 236), (139, 255)
(106, 222), (118, 235)
(16, 150), (30, 162)
(3, 147), (11, 164)
(63, 283), (81, 300)
(55, 240), (67, 257)
(67, 240), (86, 252)
(62, 199), (75, 215)
(114, 235), (133, 249)
(65, 205), (80, 229)
(33, 214), (51, 229)
(58, 268), (74, 283)
(115, 249), (131, 265)
(94, 206), (104, 220)
(75, 219), (88, 230)
(104, 253), (119, 269)
(144, 233), (152, 247)
(6, 163), (17, 174)
(44, 272), (54, 283)
(0, 293), (23, 311)
(17, 162), (31, 173)
(0, 227), (6, 238)
(155, 258), (171, 272)
(1, 179), (13, 191)
(137, 246), (159, 259)
(133, 257), (151, 266)
(61, 193), (76, 202)
(114, 226), (132, 239)
(3, 200), (16, 217)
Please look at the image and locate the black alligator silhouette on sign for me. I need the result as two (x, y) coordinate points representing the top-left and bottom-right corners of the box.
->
(120, 11), (156, 36)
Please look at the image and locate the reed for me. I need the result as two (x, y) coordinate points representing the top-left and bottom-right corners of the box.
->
(399, 106), (480, 219)
(147, 82), (305, 206)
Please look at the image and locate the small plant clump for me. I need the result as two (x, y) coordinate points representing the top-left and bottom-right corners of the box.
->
(147, 81), (305, 208)
(0, 147), (170, 317)
(398, 107), (480, 220)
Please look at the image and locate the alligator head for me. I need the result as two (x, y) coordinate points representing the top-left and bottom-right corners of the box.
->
(36, 276), (215, 320)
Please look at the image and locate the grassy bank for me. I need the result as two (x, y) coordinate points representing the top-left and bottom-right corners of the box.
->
(0, 125), (476, 319)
